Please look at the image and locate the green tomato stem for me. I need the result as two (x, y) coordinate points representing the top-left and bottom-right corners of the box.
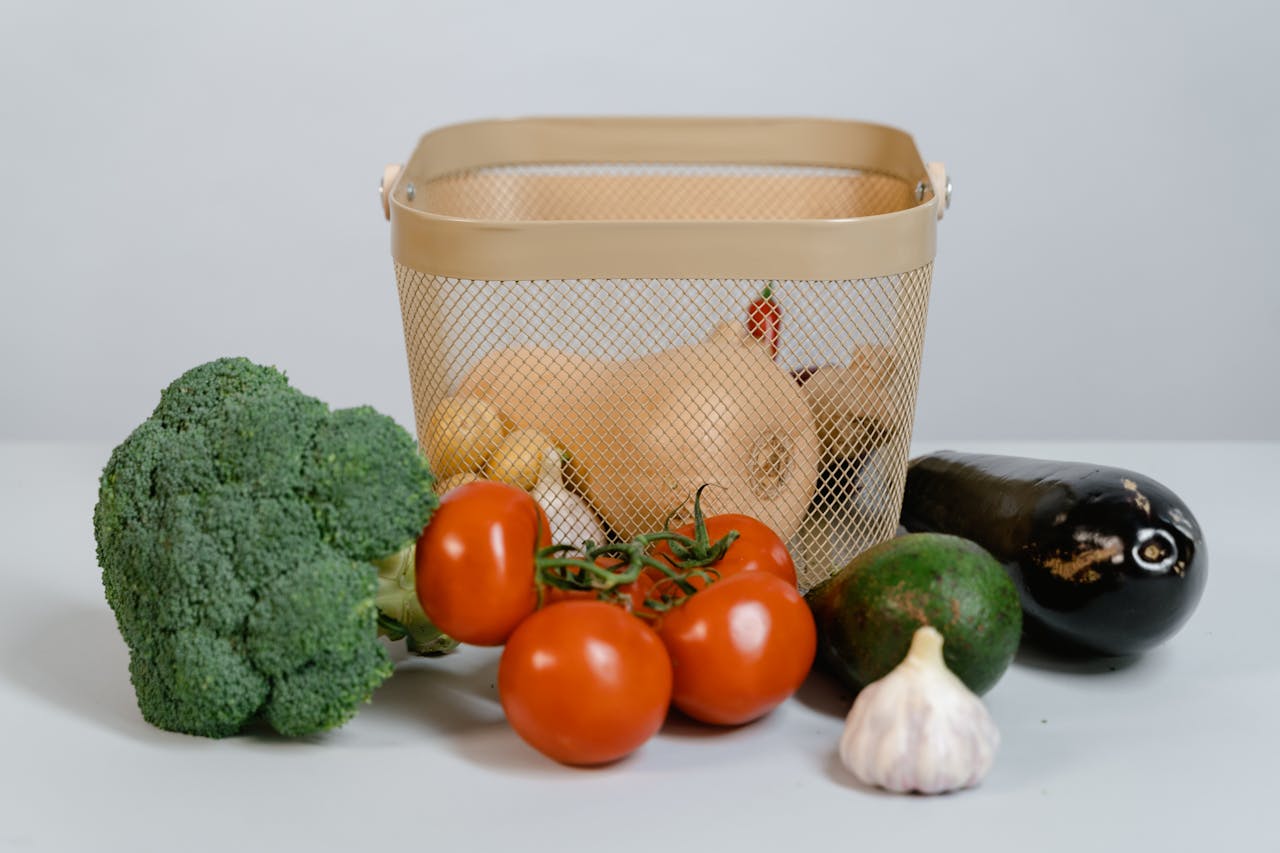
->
(531, 485), (738, 612)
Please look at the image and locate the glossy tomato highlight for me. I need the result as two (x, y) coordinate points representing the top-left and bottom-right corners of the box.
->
(658, 572), (816, 726)
(499, 601), (672, 765)
(415, 480), (552, 646)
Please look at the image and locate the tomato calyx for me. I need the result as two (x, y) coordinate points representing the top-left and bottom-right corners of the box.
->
(534, 487), (739, 616)
(535, 537), (717, 615)
(656, 484), (740, 568)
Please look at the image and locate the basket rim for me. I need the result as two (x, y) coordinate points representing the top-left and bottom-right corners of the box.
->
(388, 116), (940, 280)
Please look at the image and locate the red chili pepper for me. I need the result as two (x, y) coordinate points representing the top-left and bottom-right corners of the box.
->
(747, 283), (782, 361)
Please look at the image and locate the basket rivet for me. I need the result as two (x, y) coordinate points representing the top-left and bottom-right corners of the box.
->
(914, 181), (927, 202)
(406, 182), (416, 202)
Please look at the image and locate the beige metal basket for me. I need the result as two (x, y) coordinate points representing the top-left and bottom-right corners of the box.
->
(383, 117), (947, 589)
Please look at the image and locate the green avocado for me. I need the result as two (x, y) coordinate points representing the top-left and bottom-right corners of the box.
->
(805, 533), (1021, 695)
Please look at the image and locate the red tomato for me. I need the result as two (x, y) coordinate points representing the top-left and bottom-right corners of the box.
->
(415, 481), (552, 646)
(532, 500), (552, 548)
(652, 514), (797, 588)
(620, 569), (658, 618)
(658, 572), (816, 726)
(499, 601), (672, 765)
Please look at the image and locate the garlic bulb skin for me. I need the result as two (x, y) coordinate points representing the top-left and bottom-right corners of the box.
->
(838, 626), (999, 794)
(530, 449), (606, 551)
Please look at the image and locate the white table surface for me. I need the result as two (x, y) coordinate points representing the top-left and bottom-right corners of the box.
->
(1, 439), (1275, 852)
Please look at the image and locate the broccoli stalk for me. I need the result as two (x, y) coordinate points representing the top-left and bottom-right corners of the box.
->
(94, 357), (449, 738)
(373, 545), (458, 656)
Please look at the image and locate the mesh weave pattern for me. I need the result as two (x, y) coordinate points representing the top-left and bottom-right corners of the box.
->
(395, 267), (933, 589)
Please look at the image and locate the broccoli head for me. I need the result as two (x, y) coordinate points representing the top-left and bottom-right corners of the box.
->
(94, 357), (442, 738)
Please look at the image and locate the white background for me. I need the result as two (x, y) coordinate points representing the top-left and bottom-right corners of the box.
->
(2, 0), (1276, 442)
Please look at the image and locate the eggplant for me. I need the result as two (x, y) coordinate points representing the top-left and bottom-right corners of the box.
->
(900, 451), (1207, 656)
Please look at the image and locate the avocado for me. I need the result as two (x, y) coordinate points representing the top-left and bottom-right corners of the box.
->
(806, 533), (1021, 695)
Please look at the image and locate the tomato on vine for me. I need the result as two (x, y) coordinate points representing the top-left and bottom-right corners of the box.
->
(658, 572), (816, 726)
(653, 512), (797, 588)
(541, 563), (657, 617)
(499, 601), (673, 765)
(415, 480), (552, 646)
(646, 486), (798, 598)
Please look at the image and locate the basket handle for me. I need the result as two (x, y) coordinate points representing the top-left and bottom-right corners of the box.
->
(926, 162), (950, 221)
(380, 163), (403, 221)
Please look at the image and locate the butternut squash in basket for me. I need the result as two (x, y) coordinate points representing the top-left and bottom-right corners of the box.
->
(454, 322), (822, 541)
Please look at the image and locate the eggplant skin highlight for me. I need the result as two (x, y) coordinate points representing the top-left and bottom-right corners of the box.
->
(900, 451), (1207, 657)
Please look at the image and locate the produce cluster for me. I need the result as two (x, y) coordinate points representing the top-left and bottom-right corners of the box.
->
(95, 348), (1207, 795)
(420, 478), (819, 764)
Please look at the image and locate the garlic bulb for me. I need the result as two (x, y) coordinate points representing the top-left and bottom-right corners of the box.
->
(530, 449), (605, 551)
(838, 626), (999, 794)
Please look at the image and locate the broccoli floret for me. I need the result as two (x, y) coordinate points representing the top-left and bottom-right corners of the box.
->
(95, 357), (446, 738)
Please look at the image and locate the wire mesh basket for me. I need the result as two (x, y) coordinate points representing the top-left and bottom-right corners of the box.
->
(382, 117), (947, 589)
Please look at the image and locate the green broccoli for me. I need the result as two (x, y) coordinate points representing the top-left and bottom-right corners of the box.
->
(94, 357), (450, 738)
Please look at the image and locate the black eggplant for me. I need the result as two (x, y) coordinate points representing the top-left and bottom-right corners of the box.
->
(900, 451), (1207, 656)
